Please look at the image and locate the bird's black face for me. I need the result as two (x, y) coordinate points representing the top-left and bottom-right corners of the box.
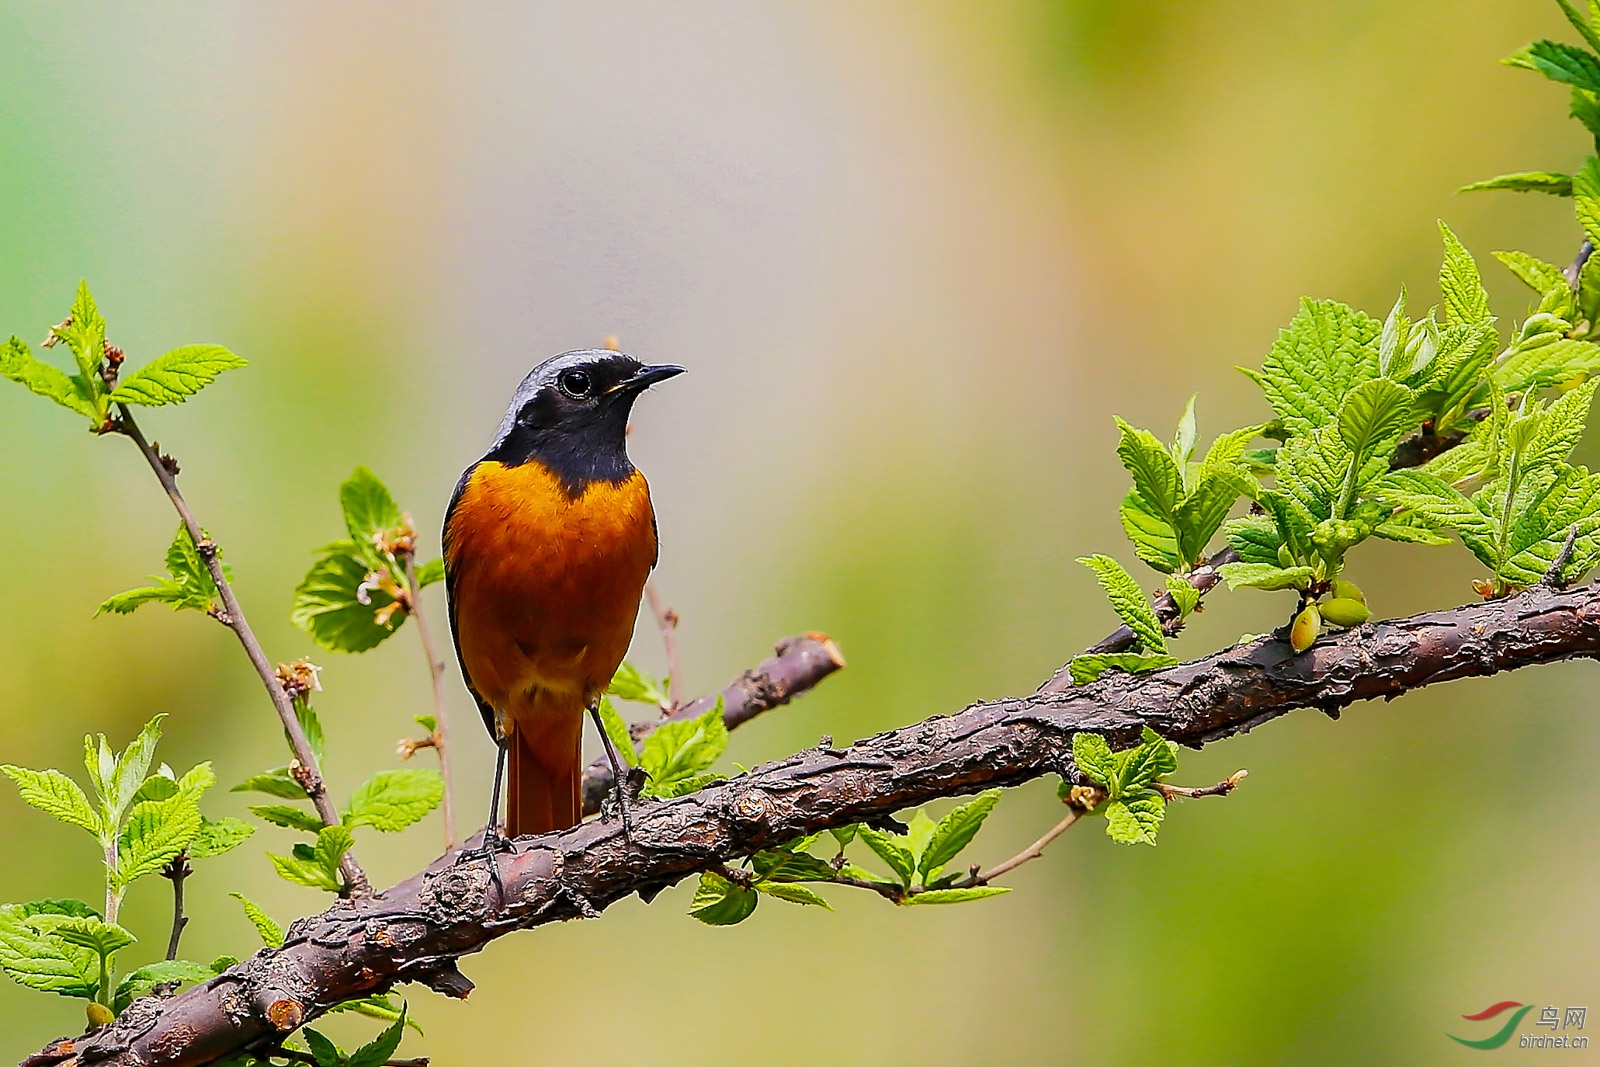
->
(484, 349), (684, 492)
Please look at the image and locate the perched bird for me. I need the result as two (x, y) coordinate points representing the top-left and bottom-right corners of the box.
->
(443, 350), (683, 837)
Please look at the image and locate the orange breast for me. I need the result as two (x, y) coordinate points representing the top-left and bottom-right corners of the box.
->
(445, 460), (657, 734)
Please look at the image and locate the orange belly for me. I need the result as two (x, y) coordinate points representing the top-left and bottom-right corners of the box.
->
(445, 460), (657, 737)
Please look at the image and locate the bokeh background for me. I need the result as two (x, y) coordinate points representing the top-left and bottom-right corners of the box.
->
(1, 1), (1596, 1063)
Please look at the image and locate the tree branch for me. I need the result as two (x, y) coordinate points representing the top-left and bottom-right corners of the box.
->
(643, 580), (683, 710)
(37, 580), (1600, 1067)
(579, 632), (847, 815)
(114, 409), (369, 896)
(402, 555), (457, 851)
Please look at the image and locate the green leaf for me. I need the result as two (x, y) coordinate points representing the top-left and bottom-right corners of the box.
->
(1172, 394), (1198, 465)
(640, 699), (727, 798)
(1114, 417), (1183, 526)
(294, 700), (326, 765)
(97, 525), (221, 617)
(1494, 338), (1600, 394)
(595, 697), (641, 768)
(231, 768), (307, 800)
(1379, 470), (1499, 570)
(341, 466), (405, 547)
(754, 882), (833, 908)
(1214, 562), (1315, 590)
(857, 825), (917, 887)
(109, 344), (247, 406)
(1437, 221), (1493, 327)
(117, 795), (202, 887)
(1501, 465), (1600, 584)
(1494, 250), (1571, 295)
(189, 816), (254, 858)
(1337, 378), (1416, 465)
(0, 766), (100, 837)
(292, 543), (405, 653)
(1104, 793), (1167, 845)
(1076, 554), (1165, 653)
(230, 893), (284, 948)
(920, 790), (1001, 878)
(1576, 158), (1600, 248)
(1117, 727), (1179, 795)
(1166, 576), (1200, 617)
(415, 558), (445, 587)
(1525, 378), (1599, 472)
(1505, 39), (1600, 93)
(1071, 733), (1118, 792)
(1174, 468), (1254, 564)
(249, 805), (324, 832)
(55, 280), (107, 388)
(751, 848), (838, 883)
(1066, 651), (1177, 685)
(346, 1004), (409, 1067)
(113, 959), (215, 1013)
(414, 714), (437, 733)
(1224, 514), (1285, 564)
(689, 871), (759, 925)
(51, 915), (136, 957)
(269, 825), (352, 892)
(904, 810), (937, 866)
(1557, 0), (1600, 53)
(607, 661), (670, 707)
(345, 768), (444, 832)
(1242, 298), (1381, 436)
(302, 1029), (342, 1067)
(1118, 491), (1181, 573)
(177, 761), (217, 800)
(111, 714), (167, 822)
(0, 905), (99, 998)
(1574, 85), (1600, 137)
(328, 994), (425, 1033)
(1374, 511), (1454, 546)
(902, 886), (1012, 905)
(1459, 171), (1573, 196)
(829, 825), (859, 850)
(0, 336), (100, 420)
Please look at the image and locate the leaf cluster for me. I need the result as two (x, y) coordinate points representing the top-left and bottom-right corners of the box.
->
(1068, 728), (1181, 845)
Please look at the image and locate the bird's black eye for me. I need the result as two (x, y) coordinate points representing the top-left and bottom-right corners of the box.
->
(557, 369), (594, 399)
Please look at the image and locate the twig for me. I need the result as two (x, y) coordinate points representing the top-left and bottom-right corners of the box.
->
(403, 555), (456, 851)
(45, 580), (1600, 1067)
(969, 802), (1092, 885)
(275, 1051), (427, 1067)
(1542, 525), (1581, 590)
(113, 408), (369, 896)
(1153, 770), (1249, 801)
(159, 856), (191, 961)
(644, 580), (682, 711)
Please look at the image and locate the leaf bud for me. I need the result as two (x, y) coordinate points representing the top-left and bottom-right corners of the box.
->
(1290, 603), (1321, 653)
(86, 1002), (113, 1028)
(1319, 597), (1371, 627)
(1330, 578), (1366, 604)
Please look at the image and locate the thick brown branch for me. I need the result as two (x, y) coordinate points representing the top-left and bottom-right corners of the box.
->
(41, 581), (1600, 1067)
(115, 409), (369, 896)
(579, 633), (847, 815)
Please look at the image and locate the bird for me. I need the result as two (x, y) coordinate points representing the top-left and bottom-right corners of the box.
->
(442, 349), (683, 838)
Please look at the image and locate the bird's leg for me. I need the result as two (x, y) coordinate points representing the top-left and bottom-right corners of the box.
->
(589, 703), (634, 843)
(458, 740), (507, 901)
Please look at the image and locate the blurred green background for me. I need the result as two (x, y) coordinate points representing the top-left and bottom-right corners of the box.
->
(1, 1), (1596, 1062)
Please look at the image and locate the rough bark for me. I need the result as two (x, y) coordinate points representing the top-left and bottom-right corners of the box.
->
(29, 581), (1600, 1067)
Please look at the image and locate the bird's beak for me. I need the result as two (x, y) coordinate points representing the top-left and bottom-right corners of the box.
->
(619, 364), (687, 392)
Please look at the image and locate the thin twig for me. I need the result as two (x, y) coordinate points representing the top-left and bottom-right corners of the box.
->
(114, 408), (369, 896)
(403, 555), (456, 851)
(970, 794), (1097, 885)
(1542, 525), (1581, 590)
(160, 856), (191, 961)
(644, 580), (682, 710)
(1152, 770), (1248, 801)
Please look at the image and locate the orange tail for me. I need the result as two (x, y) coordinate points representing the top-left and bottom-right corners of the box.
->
(505, 713), (583, 837)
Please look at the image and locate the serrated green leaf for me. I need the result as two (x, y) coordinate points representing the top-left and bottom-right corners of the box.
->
(1338, 378), (1417, 463)
(1494, 249), (1571, 295)
(1071, 733), (1118, 792)
(689, 871), (759, 925)
(1525, 378), (1599, 472)
(1224, 514), (1285, 564)
(595, 697), (640, 768)
(0, 766), (100, 837)
(904, 810), (936, 866)
(345, 768), (444, 832)
(328, 994), (425, 1034)
(1118, 491), (1181, 573)
(293, 700), (325, 765)
(99, 525), (222, 617)
(190, 816), (254, 858)
(111, 714), (166, 822)
(829, 825), (859, 850)
(230, 893), (284, 948)
(1501, 465), (1600, 584)
(920, 790), (1001, 878)
(1117, 728), (1179, 795)
(607, 660), (670, 707)
(1495, 338), (1600, 394)
(754, 882), (833, 908)
(857, 825), (917, 887)
(1214, 562), (1315, 590)
(1438, 221), (1493, 327)
(113, 959), (215, 1013)
(51, 915), (136, 957)
(751, 848), (838, 883)
(1374, 511), (1454, 545)
(1574, 85), (1600, 136)
(1174, 468), (1254, 563)
(341, 466), (405, 547)
(1557, 0), (1600, 53)
(346, 1004), (409, 1067)
(292, 542), (405, 653)
(1104, 793), (1167, 845)
(1172, 394), (1198, 465)
(1576, 158), (1600, 248)
(1114, 417), (1183, 526)
(54, 280), (107, 388)
(117, 795), (202, 886)
(109, 344), (246, 406)
(302, 1028), (342, 1067)
(0, 336), (101, 420)
(1244, 298), (1381, 435)
(231, 768), (307, 800)
(0, 906), (98, 998)
(1459, 171), (1573, 195)
(1076, 554), (1165, 653)
(1377, 469), (1500, 570)
(902, 886), (1012, 905)
(1166, 576), (1200, 617)
(1506, 39), (1600, 93)
(250, 804), (324, 832)
(640, 699), (727, 798)
(269, 825), (352, 892)
(1066, 651), (1177, 685)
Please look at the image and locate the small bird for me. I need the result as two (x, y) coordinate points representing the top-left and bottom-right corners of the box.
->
(443, 350), (683, 838)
